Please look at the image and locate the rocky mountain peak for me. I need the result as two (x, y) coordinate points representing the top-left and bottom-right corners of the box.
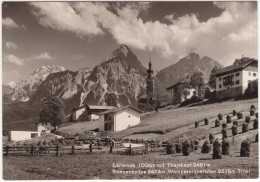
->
(3, 65), (66, 103)
(109, 44), (135, 59)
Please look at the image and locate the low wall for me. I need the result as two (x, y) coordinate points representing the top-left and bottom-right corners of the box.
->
(9, 131), (40, 142)
(216, 86), (243, 99)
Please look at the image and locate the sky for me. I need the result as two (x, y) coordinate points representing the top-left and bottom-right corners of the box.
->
(2, 1), (258, 85)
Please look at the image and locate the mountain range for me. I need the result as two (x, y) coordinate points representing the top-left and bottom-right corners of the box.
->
(3, 44), (223, 128)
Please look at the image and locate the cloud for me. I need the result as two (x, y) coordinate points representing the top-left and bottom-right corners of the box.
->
(31, 52), (55, 60)
(3, 54), (24, 65)
(72, 54), (83, 60)
(3, 17), (20, 28)
(30, 2), (257, 65)
(3, 52), (55, 66)
(6, 41), (18, 49)
(30, 2), (104, 37)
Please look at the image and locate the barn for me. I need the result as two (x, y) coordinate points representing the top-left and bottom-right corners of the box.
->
(71, 105), (116, 121)
(99, 105), (142, 132)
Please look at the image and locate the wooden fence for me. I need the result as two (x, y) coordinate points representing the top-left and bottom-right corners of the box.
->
(2, 143), (152, 157)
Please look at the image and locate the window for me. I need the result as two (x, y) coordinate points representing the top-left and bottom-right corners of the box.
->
(109, 116), (111, 120)
(249, 72), (251, 76)
(219, 84), (222, 89)
(236, 80), (240, 85)
(253, 73), (257, 77)
(236, 73), (240, 77)
(232, 82), (234, 85)
(223, 76), (232, 86)
(104, 114), (108, 121)
(31, 133), (38, 138)
(219, 77), (221, 81)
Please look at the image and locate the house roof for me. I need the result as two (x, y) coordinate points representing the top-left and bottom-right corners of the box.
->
(99, 105), (142, 115)
(216, 58), (257, 77)
(166, 78), (190, 91)
(72, 104), (115, 112)
(88, 105), (115, 110)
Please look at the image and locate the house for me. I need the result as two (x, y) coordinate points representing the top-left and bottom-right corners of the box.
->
(166, 77), (195, 104)
(71, 105), (115, 121)
(215, 57), (258, 99)
(99, 105), (142, 132)
(8, 131), (40, 142)
(37, 122), (53, 134)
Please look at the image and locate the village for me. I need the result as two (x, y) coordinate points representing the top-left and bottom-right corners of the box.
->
(2, 1), (258, 180)
(2, 55), (258, 179)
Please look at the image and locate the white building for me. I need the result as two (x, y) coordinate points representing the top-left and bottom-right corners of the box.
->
(99, 105), (142, 132)
(71, 105), (115, 121)
(8, 131), (40, 142)
(166, 78), (195, 104)
(37, 122), (53, 134)
(215, 57), (258, 99)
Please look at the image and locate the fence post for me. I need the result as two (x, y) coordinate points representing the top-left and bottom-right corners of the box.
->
(71, 146), (75, 155)
(89, 143), (92, 154)
(145, 143), (148, 154)
(31, 146), (35, 156)
(6, 146), (9, 156)
(130, 144), (132, 156)
(56, 145), (59, 156)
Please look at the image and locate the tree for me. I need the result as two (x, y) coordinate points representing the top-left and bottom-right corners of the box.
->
(244, 79), (258, 99)
(39, 96), (65, 128)
(190, 72), (205, 99)
(104, 92), (118, 107)
(208, 66), (221, 89)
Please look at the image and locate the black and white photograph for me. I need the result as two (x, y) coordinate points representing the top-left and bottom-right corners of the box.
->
(2, 1), (258, 180)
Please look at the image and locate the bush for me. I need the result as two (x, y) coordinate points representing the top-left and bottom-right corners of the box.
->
(166, 142), (176, 154)
(237, 112), (243, 119)
(240, 139), (251, 157)
(215, 119), (220, 127)
(38, 141), (43, 146)
(233, 120), (238, 126)
(251, 105), (256, 110)
(218, 113), (223, 120)
(175, 143), (182, 153)
(213, 139), (222, 159)
(232, 125), (238, 136)
(209, 133), (215, 144)
(242, 123), (249, 133)
(222, 138), (230, 155)
(195, 121), (199, 128)
(222, 123), (227, 128)
(253, 119), (258, 129)
(245, 116), (251, 124)
(204, 118), (209, 125)
(43, 140), (47, 146)
(182, 140), (191, 156)
(221, 128), (228, 139)
(250, 109), (255, 116)
(233, 110), (237, 116)
(226, 115), (231, 123)
(201, 140), (211, 153)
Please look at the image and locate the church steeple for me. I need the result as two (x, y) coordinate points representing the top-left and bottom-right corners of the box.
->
(146, 58), (154, 95)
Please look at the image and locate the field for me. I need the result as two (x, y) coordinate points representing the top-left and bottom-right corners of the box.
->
(114, 98), (258, 140)
(3, 139), (258, 179)
(3, 98), (259, 179)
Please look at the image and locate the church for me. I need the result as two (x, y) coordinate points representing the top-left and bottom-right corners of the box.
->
(138, 61), (155, 111)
